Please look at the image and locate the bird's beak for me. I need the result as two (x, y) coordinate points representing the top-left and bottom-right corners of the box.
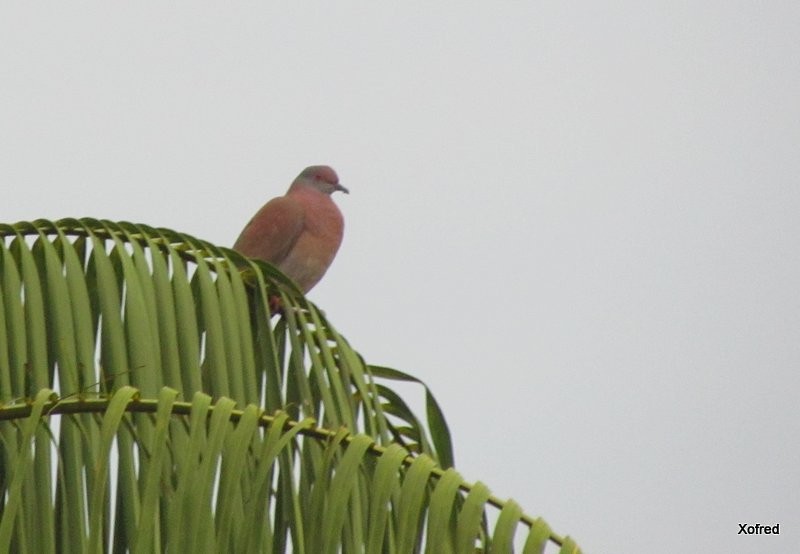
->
(335, 183), (349, 194)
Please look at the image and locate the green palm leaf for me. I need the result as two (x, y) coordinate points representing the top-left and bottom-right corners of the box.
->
(0, 218), (581, 552)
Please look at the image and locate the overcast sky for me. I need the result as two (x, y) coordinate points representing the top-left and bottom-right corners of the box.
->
(2, 3), (799, 552)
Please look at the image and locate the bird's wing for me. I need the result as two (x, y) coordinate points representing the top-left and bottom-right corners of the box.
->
(233, 196), (305, 264)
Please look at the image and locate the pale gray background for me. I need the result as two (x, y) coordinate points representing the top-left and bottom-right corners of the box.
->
(2, 3), (798, 552)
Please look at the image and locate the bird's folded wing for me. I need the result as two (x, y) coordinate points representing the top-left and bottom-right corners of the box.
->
(233, 196), (305, 265)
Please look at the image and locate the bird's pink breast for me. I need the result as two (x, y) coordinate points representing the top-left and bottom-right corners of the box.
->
(280, 189), (344, 292)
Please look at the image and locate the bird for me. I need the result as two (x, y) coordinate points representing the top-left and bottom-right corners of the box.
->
(234, 165), (348, 294)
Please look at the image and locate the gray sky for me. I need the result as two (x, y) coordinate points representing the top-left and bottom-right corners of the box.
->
(2, 3), (799, 552)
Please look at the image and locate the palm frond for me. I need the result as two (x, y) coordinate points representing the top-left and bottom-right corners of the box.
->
(0, 389), (579, 552)
(0, 219), (580, 552)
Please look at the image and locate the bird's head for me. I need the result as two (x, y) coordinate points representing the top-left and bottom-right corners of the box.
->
(295, 165), (349, 195)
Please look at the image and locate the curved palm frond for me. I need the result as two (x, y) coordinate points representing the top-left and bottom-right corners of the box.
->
(0, 389), (580, 553)
(0, 219), (581, 552)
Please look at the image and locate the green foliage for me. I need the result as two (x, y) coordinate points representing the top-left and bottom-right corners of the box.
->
(0, 219), (580, 552)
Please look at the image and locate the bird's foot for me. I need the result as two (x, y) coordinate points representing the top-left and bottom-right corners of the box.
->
(268, 295), (285, 317)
